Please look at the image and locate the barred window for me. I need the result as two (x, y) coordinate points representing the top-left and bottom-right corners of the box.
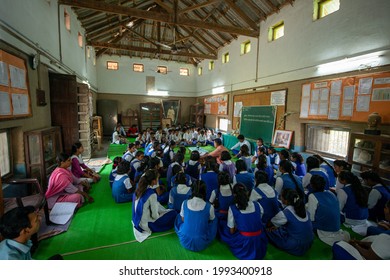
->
(305, 125), (349, 158)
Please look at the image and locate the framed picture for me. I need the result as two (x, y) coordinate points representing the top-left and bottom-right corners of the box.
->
(162, 100), (181, 125)
(272, 130), (293, 149)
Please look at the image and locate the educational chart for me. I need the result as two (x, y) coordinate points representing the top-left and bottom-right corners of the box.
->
(203, 94), (228, 115)
(0, 49), (31, 119)
(300, 72), (390, 123)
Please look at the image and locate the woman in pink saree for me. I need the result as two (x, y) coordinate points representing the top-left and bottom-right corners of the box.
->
(46, 153), (94, 209)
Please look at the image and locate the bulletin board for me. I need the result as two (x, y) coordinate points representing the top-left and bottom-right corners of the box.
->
(232, 90), (286, 132)
(300, 72), (390, 123)
(0, 49), (31, 119)
(203, 94), (228, 115)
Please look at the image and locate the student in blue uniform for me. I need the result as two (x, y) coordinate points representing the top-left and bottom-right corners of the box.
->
(250, 170), (281, 225)
(166, 152), (184, 189)
(302, 156), (330, 193)
(185, 150), (201, 181)
(129, 151), (144, 182)
(209, 172), (234, 233)
(132, 170), (177, 242)
(112, 161), (134, 203)
(274, 160), (304, 200)
(361, 170), (390, 222)
(333, 160), (351, 191)
(175, 180), (218, 252)
(122, 143), (136, 162)
(237, 144), (252, 172)
(233, 160), (255, 191)
(219, 151), (236, 182)
(306, 175), (350, 246)
(199, 159), (219, 201)
(109, 156), (122, 188)
(254, 154), (275, 186)
(266, 188), (314, 256)
(336, 171), (369, 226)
(268, 147), (280, 171)
(366, 200), (390, 236)
(291, 152), (306, 177)
(313, 154), (337, 188)
(221, 183), (268, 260)
(168, 172), (192, 213)
(162, 140), (176, 168)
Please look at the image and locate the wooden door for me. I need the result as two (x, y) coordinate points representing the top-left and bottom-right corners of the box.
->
(49, 73), (78, 154)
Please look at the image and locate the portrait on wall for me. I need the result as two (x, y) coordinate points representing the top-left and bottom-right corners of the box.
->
(162, 100), (181, 125)
(272, 130), (293, 149)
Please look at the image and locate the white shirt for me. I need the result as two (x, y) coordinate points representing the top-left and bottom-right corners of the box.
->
(231, 140), (251, 154)
(302, 167), (327, 189)
(180, 197), (215, 220)
(169, 184), (191, 205)
(271, 205), (309, 227)
(114, 174), (133, 190)
(209, 184), (233, 203)
(197, 134), (207, 142)
(368, 184), (383, 209)
(112, 131), (120, 144)
(249, 183), (276, 202)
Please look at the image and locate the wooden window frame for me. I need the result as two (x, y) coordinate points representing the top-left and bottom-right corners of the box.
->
(107, 61), (119, 70)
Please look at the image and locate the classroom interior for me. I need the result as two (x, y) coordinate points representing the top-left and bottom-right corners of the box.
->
(1, 0), (390, 260)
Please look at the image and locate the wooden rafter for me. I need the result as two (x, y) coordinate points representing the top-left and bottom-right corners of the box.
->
(224, 0), (258, 31)
(179, 0), (221, 15)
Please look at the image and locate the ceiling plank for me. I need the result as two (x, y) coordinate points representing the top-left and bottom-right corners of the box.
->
(58, 0), (258, 37)
(224, 0), (259, 31)
(244, 0), (266, 21)
(153, 0), (173, 13)
(264, 0), (279, 13)
(179, 0), (221, 15)
(89, 41), (217, 60)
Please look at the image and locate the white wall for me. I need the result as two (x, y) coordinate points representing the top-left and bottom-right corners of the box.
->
(196, 0), (390, 96)
(97, 55), (197, 96)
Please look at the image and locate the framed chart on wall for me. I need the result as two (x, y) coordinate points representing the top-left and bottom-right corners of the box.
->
(203, 94), (228, 115)
(162, 100), (181, 125)
(0, 49), (31, 119)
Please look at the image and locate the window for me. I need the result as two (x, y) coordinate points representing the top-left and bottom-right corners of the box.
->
(218, 118), (228, 132)
(64, 9), (71, 31)
(157, 66), (168, 74)
(268, 21), (284, 41)
(305, 125), (350, 158)
(0, 130), (11, 178)
(87, 47), (91, 58)
(133, 63), (144, 72)
(78, 32), (83, 48)
(179, 68), (189, 76)
(313, 0), (340, 20)
(209, 61), (214, 71)
(198, 67), (203, 76)
(241, 40), (251, 55)
(107, 61), (118, 70)
(222, 52), (229, 64)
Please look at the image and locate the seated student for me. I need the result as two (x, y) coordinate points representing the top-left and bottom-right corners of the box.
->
(313, 154), (337, 188)
(221, 183), (268, 260)
(291, 152), (306, 177)
(219, 150), (236, 182)
(185, 150), (201, 181)
(197, 130), (207, 146)
(336, 171), (369, 227)
(111, 161), (134, 203)
(250, 170), (281, 225)
(0, 206), (41, 260)
(112, 124), (127, 144)
(233, 160), (255, 191)
(366, 200), (390, 236)
(199, 158), (220, 201)
(216, 132), (223, 145)
(306, 175), (350, 246)
(46, 153), (94, 210)
(181, 128), (192, 146)
(268, 147), (280, 171)
(332, 233), (390, 260)
(209, 172), (234, 227)
(255, 138), (268, 155)
(145, 141), (160, 158)
(237, 144), (252, 172)
(333, 160), (351, 191)
(109, 156), (123, 188)
(166, 153), (185, 189)
(129, 151), (144, 182)
(175, 180), (218, 252)
(132, 170), (177, 243)
(115, 122), (127, 137)
(252, 146), (271, 166)
(302, 156), (330, 193)
(206, 129), (217, 146)
(134, 156), (150, 185)
(168, 172), (192, 213)
(155, 127), (163, 143)
(267, 188), (314, 256)
(361, 170), (390, 222)
(127, 124), (138, 137)
(274, 160), (304, 199)
(170, 164), (193, 190)
(135, 133), (145, 148)
(230, 134), (251, 156)
(191, 128), (200, 145)
(71, 142), (101, 183)
(122, 143), (136, 163)
(254, 154), (275, 186)
(162, 140), (176, 168)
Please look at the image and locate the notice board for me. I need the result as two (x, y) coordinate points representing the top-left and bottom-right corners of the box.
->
(203, 94), (228, 115)
(0, 49), (31, 119)
(240, 105), (277, 144)
(300, 72), (390, 123)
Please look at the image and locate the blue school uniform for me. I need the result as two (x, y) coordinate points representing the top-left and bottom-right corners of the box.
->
(132, 189), (155, 233)
(109, 167), (117, 188)
(185, 160), (201, 180)
(175, 199), (218, 252)
(168, 185), (192, 212)
(311, 191), (340, 231)
(341, 185), (369, 221)
(212, 188), (234, 222)
(162, 148), (174, 168)
(234, 171), (255, 191)
(170, 174), (192, 189)
(241, 156), (253, 172)
(267, 206), (314, 256)
(144, 142), (153, 154)
(320, 163), (336, 187)
(166, 162), (180, 188)
(220, 161), (236, 183)
(369, 185), (390, 221)
(307, 170), (330, 192)
(295, 162), (307, 177)
(129, 159), (140, 181)
(122, 151), (134, 162)
(200, 171), (219, 201)
(221, 202), (268, 260)
(256, 166), (275, 186)
(112, 174), (133, 203)
(281, 173), (304, 193)
(269, 153), (280, 170)
(253, 186), (280, 225)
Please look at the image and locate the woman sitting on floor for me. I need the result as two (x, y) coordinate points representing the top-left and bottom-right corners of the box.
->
(46, 153), (94, 209)
(70, 142), (100, 183)
(132, 169), (177, 243)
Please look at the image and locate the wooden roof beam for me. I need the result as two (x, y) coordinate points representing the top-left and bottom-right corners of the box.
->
(179, 0), (221, 15)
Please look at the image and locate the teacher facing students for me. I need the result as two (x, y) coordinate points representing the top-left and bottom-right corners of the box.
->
(201, 138), (228, 163)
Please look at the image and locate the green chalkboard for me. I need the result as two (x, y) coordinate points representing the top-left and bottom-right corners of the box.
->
(239, 106), (277, 144)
